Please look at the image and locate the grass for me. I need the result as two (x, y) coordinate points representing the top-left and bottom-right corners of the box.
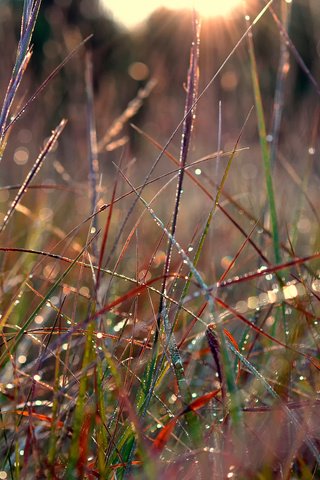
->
(0, 0), (320, 478)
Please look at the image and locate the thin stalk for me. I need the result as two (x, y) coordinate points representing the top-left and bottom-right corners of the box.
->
(66, 320), (95, 479)
(4, 36), (92, 135)
(85, 51), (99, 258)
(0, 119), (67, 234)
(268, 3), (320, 98)
(269, 0), (291, 169)
(154, 12), (200, 381)
(95, 362), (108, 478)
(0, 0), (42, 155)
(247, 19), (281, 265)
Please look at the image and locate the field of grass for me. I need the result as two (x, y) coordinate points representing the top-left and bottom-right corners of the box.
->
(0, 0), (320, 478)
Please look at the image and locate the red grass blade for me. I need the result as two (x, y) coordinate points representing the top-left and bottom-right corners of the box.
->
(153, 389), (220, 453)
(15, 410), (64, 428)
(152, 417), (179, 453)
(181, 389), (221, 414)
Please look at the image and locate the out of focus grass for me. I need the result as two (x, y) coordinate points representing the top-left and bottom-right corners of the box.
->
(0, 1), (320, 478)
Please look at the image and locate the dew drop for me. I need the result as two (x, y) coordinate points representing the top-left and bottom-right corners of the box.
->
(18, 355), (27, 364)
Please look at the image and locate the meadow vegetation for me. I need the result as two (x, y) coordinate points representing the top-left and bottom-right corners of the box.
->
(0, 0), (319, 478)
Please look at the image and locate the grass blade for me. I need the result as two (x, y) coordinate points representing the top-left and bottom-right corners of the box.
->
(246, 16), (281, 265)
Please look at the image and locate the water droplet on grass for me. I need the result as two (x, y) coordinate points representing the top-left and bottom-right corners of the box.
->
(18, 355), (27, 364)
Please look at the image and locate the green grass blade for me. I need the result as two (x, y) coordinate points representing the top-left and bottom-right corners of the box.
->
(247, 23), (281, 265)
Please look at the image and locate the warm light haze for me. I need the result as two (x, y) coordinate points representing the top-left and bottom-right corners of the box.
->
(102, 0), (242, 28)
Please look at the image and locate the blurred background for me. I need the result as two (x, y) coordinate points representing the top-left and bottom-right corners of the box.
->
(1, 1), (319, 160)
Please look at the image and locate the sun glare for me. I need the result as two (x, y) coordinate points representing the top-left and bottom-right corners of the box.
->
(193, 0), (242, 18)
(103, 0), (242, 29)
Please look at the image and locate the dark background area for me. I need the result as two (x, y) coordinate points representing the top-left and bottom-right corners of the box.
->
(1, 0), (319, 161)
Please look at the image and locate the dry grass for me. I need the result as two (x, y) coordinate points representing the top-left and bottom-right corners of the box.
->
(0, 1), (319, 478)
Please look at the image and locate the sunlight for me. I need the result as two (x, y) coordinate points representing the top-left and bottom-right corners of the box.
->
(193, 0), (243, 18)
(102, 0), (242, 28)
